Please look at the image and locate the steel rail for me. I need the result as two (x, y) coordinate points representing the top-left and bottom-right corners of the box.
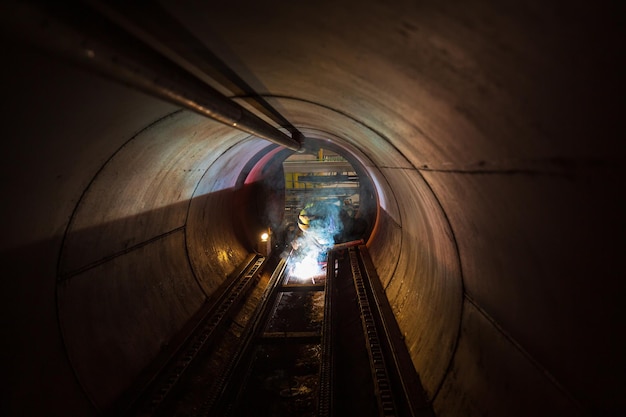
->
(349, 248), (398, 417)
(358, 246), (433, 416)
(0, 1), (302, 151)
(318, 250), (336, 417)
(130, 255), (265, 417)
(196, 257), (289, 417)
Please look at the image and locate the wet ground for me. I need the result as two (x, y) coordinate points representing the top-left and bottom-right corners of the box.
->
(230, 343), (321, 417)
(229, 272), (326, 417)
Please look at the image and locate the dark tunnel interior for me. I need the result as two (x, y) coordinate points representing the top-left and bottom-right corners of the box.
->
(0, 1), (624, 416)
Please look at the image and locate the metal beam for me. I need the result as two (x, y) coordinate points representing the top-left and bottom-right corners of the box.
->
(260, 331), (321, 344)
(278, 283), (326, 292)
(0, 1), (302, 151)
(283, 160), (354, 173)
(83, 0), (306, 145)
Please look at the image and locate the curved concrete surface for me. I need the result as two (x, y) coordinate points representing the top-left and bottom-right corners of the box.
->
(1, 1), (623, 416)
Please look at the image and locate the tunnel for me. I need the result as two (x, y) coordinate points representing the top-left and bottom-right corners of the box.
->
(0, 1), (623, 416)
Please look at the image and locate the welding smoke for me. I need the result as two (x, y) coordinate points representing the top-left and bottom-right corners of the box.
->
(288, 200), (344, 280)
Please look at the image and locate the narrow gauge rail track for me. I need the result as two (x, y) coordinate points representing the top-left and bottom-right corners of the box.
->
(196, 255), (326, 417)
(129, 247), (432, 417)
(344, 247), (433, 417)
(124, 254), (267, 417)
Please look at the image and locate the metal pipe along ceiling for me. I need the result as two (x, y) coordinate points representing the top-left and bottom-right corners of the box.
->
(0, 1), (302, 151)
(0, 1), (623, 417)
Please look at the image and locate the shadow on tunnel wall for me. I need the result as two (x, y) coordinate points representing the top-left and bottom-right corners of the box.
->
(54, 185), (268, 415)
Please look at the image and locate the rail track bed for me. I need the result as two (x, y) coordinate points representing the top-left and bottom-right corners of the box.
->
(127, 247), (432, 417)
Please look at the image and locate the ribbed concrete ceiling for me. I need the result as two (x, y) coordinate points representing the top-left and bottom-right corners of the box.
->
(1, 1), (623, 416)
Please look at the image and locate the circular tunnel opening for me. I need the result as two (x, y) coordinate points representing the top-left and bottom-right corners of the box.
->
(239, 136), (378, 259)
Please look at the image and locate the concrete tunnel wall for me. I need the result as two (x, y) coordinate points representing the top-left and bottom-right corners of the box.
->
(1, 1), (623, 416)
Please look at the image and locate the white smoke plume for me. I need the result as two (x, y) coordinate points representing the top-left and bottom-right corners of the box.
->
(287, 200), (343, 281)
